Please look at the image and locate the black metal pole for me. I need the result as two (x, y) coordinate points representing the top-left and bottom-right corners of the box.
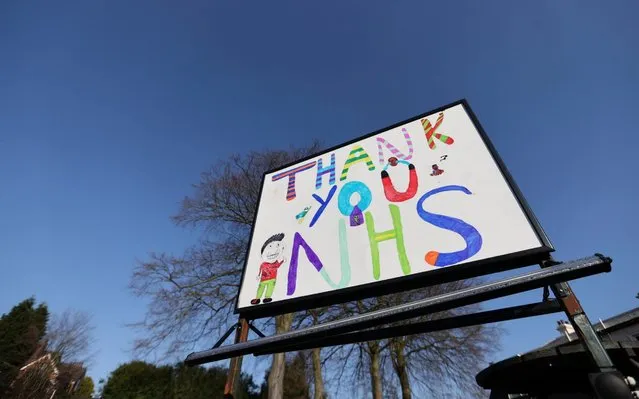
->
(185, 254), (610, 366)
(541, 257), (632, 399)
(254, 300), (562, 356)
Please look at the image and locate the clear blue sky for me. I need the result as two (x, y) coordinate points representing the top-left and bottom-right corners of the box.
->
(1, 0), (638, 390)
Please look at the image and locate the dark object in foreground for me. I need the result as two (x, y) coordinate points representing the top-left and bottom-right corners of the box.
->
(477, 341), (638, 398)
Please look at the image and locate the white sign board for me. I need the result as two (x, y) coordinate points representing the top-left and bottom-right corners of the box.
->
(236, 101), (552, 315)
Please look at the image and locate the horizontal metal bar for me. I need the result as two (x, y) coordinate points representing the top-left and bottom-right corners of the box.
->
(254, 300), (562, 356)
(184, 254), (610, 366)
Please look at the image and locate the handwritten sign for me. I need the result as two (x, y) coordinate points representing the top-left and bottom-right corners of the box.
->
(236, 101), (551, 314)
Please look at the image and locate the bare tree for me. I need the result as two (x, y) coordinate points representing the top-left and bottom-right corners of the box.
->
(291, 309), (328, 399)
(128, 141), (502, 398)
(329, 300), (390, 399)
(354, 303), (387, 399)
(129, 143), (322, 395)
(46, 309), (96, 366)
(267, 313), (293, 399)
(321, 280), (501, 399)
(308, 311), (326, 399)
(366, 340), (385, 399)
(309, 347), (325, 399)
(381, 280), (502, 399)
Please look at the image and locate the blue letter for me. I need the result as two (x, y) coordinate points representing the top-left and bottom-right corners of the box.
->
(315, 153), (336, 189)
(309, 185), (337, 228)
(338, 181), (372, 227)
(416, 185), (482, 267)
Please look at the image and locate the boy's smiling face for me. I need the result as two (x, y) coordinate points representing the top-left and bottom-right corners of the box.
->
(262, 241), (284, 262)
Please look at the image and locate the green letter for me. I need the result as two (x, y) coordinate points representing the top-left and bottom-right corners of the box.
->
(365, 204), (410, 280)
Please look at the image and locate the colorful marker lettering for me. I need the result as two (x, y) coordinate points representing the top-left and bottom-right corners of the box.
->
(416, 185), (482, 266)
(364, 205), (410, 279)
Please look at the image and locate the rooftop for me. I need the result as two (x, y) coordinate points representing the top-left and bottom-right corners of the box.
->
(476, 305), (639, 395)
(535, 306), (639, 351)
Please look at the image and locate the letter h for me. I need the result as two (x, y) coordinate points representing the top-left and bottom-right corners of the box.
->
(315, 154), (336, 189)
(364, 205), (410, 280)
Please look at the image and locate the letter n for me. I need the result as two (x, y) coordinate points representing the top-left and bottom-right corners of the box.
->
(287, 225), (352, 295)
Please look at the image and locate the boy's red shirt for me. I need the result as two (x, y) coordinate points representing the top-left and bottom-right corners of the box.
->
(259, 260), (283, 281)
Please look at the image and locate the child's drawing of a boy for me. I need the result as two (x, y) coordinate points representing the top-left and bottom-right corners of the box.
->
(250, 233), (286, 305)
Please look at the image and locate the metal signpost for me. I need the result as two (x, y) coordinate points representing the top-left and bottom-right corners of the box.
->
(185, 100), (633, 398)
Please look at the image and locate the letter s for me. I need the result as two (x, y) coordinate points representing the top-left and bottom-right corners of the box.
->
(416, 185), (482, 267)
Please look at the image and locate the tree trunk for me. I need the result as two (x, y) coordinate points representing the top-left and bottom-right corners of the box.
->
(311, 347), (325, 399)
(268, 313), (293, 399)
(309, 311), (326, 399)
(390, 339), (411, 399)
(367, 342), (383, 399)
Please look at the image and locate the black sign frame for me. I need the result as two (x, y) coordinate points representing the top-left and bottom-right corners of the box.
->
(234, 99), (554, 319)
